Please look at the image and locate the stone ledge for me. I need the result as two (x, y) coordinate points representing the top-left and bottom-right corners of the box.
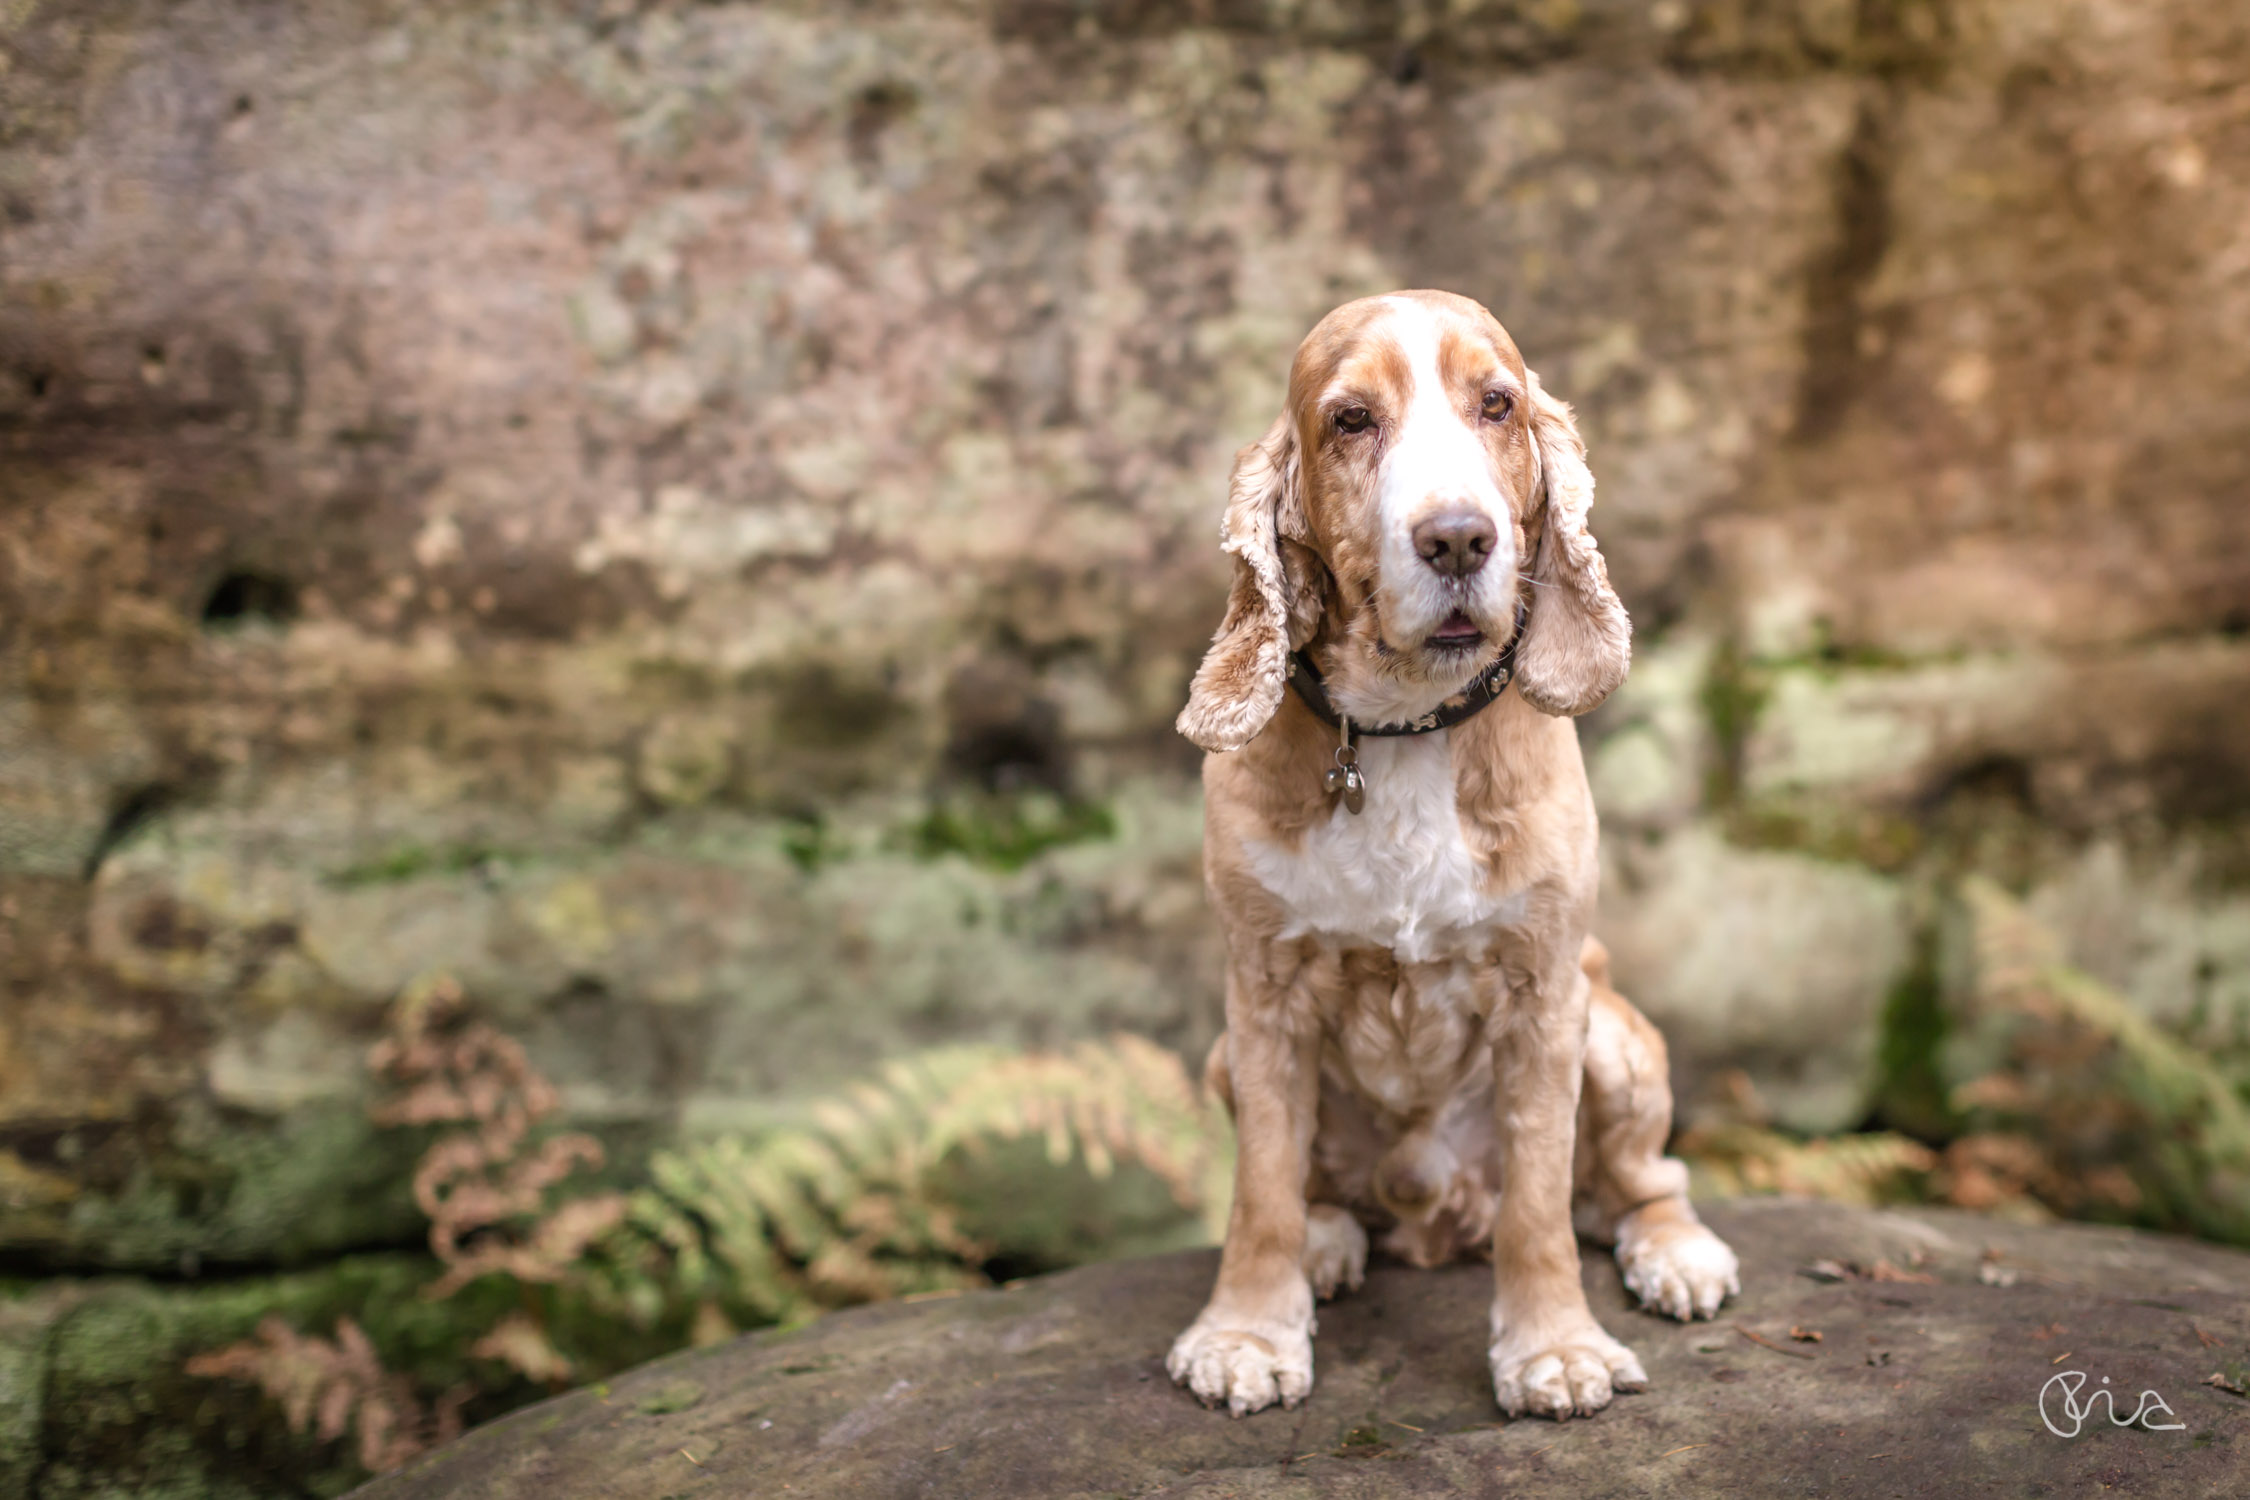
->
(350, 1200), (2250, 1498)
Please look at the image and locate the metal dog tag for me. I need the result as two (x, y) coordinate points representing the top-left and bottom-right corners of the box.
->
(1327, 736), (1364, 815)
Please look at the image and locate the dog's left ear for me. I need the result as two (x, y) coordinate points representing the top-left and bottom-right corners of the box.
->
(1512, 373), (1632, 717)
(1176, 413), (1318, 753)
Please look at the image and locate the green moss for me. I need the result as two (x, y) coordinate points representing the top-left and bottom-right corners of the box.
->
(1697, 639), (1769, 807)
(1868, 926), (1954, 1142)
(19, 1254), (529, 1500)
(10, 1235), (714, 1500)
(1334, 1419), (1389, 1456)
(635, 1379), (704, 1415)
(903, 791), (1116, 872)
(33, 1104), (425, 1272)
(327, 843), (519, 888)
(1721, 800), (1923, 872)
(779, 813), (844, 874)
(1803, 620), (1926, 676)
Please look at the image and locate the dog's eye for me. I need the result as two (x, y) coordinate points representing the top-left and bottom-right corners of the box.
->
(1335, 405), (1374, 434)
(1481, 389), (1514, 421)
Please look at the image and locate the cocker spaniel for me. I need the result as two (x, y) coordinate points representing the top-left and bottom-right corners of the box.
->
(1168, 290), (1739, 1421)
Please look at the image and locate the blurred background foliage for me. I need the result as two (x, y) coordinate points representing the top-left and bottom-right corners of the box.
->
(3, 0), (2248, 1493)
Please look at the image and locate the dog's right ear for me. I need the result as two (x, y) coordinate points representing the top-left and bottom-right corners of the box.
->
(1176, 413), (1316, 753)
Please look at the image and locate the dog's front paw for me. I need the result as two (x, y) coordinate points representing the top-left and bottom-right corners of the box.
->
(1166, 1314), (1314, 1417)
(1617, 1215), (1739, 1322)
(1488, 1320), (1647, 1420)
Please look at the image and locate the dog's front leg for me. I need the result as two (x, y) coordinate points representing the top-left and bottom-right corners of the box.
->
(1167, 954), (1320, 1416)
(1487, 943), (1648, 1419)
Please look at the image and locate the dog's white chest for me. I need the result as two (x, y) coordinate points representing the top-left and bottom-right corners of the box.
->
(1243, 733), (1525, 962)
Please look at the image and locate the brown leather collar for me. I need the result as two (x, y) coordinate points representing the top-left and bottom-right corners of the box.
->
(1286, 600), (1529, 737)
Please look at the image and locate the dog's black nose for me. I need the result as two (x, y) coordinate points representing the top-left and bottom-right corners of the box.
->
(1412, 508), (1497, 578)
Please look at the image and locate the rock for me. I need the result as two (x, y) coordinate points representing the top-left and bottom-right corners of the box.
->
(1601, 826), (1911, 1133)
(1741, 642), (2250, 820)
(3, 788), (1218, 1269)
(2016, 840), (2250, 1047)
(348, 1199), (2250, 1500)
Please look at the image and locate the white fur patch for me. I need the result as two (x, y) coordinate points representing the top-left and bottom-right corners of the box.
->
(1244, 732), (1527, 963)
(1368, 297), (1517, 646)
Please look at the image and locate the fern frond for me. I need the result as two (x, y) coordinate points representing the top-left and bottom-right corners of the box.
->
(187, 1316), (469, 1475)
(621, 1034), (1233, 1325)
(1964, 879), (2250, 1158)
(1679, 1124), (1936, 1205)
(1947, 879), (2250, 1243)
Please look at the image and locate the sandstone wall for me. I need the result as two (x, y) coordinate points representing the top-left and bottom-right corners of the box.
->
(3, 0), (2247, 1267)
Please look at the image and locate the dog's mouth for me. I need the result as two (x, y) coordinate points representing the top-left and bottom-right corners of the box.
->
(1427, 611), (1483, 650)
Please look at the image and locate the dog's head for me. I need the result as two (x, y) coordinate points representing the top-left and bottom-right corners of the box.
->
(1177, 290), (1631, 753)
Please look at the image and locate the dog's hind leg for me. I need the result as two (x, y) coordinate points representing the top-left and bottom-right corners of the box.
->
(1572, 938), (1739, 1322)
(1302, 1203), (1368, 1300)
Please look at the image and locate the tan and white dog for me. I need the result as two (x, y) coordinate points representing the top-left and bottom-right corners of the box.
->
(1167, 290), (1739, 1421)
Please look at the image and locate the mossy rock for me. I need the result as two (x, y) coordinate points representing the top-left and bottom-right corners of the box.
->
(0, 1105), (425, 1275)
(1, 1257), (540, 1500)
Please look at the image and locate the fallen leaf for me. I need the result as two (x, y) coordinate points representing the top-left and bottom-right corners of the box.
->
(1789, 1326), (1823, 1343)
(1866, 1259), (1936, 1285)
(2204, 1371), (2247, 1397)
(1801, 1259), (1853, 1283)
(1735, 1325), (1817, 1361)
(2191, 1325), (2222, 1349)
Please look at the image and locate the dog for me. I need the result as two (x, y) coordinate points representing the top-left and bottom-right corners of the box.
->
(1166, 290), (1739, 1421)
